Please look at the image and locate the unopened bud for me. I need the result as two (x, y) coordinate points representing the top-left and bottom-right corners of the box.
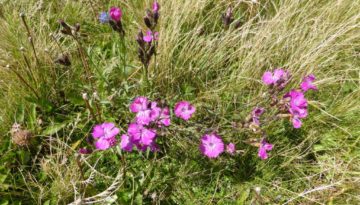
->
(59, 20), (72, 35)
(20, 12), (25, 18)
(222, 7), (234, 27)
(19, 46), (25, 51)
(144, 16), (152, 29)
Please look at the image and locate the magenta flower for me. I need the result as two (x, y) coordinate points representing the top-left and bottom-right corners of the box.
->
(153, 1), (160, 12)
(226, 143), (235, 155)
(109, 7), (122, 22)
(258, 140), (273, 160)
(252, 107), (265, 125)
(130, 96), (149, 113)
(174, 101), (196, 121)
(262, 69), (285, 85)
(128, 123), (157, 146)
(143, 30), (159, 43)
(158, 107), (171, 126)
(92, 122), (119, 150)
(92, 122), (120, 139)
(199, 133), (225, 158)
(291, 117), (302, 129)
(95, 137), (117, 150)
(120, 134), (133, 152)
(300, 74), (317, 92)
(284, 90), (308, 128)
(287, 90), (308, 109)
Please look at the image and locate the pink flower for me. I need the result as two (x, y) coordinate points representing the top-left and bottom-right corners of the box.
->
(120, 134), (133, 152)
(258, 140), (273, 160)
(92, 122), (119, 150)
(153, 1), (160, 12)
(284, 90), (308, 129)
(130, 96), (149, 113)
(226, 143), (235, 155)
(135, 110), (152, 125)
(127, 123), (156, 146)
(292, 117), (302, 129)
(262, 69), (290, 88)
(174, 101), (196, 121)
(300, 74), (317, 92)
(92, 122), (120, 139)
(262, 69), (285, 85)
(95, 136), (117, 150)
(143, 30), (159, 43)
(199, 133), (224, 158)
(109, 7), (122, 22)
(158, 107), (171, 126)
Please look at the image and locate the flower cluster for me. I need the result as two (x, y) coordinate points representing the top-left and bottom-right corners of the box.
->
(81, 97), (196, 153)
(99, 7), (124, 35)
(262, 69), (317, 129)
(121, 97), (196, 152)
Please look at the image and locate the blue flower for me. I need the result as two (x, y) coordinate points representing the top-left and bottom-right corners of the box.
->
(99, 12), (109, 24)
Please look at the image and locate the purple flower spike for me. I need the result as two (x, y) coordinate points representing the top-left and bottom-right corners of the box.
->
(199, 133), (224, 158)
(301, 74), (317, 92)
(174, 101), (196, 121)
(120, 134), (133, 152)
(153, 1), (160, 12)
(258, 140), (273, 160)
(226, 143), (235, 155)
(109, 7), (122, 22)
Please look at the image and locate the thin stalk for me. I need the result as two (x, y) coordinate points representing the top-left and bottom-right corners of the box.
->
(21, 51), (38, 86)
(20, 13), (39, 64)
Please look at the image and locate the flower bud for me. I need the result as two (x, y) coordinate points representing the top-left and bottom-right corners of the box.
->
(136, 30), (145, 48)
(144, 15), (152, 29)
(222, 7), (234, 27)
(59, 19), (72, 35)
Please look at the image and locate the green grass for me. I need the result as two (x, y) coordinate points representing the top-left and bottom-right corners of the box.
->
(0, 0), (360, 204)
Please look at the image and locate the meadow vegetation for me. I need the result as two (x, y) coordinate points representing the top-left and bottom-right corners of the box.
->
(0, 0), (359, 204)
